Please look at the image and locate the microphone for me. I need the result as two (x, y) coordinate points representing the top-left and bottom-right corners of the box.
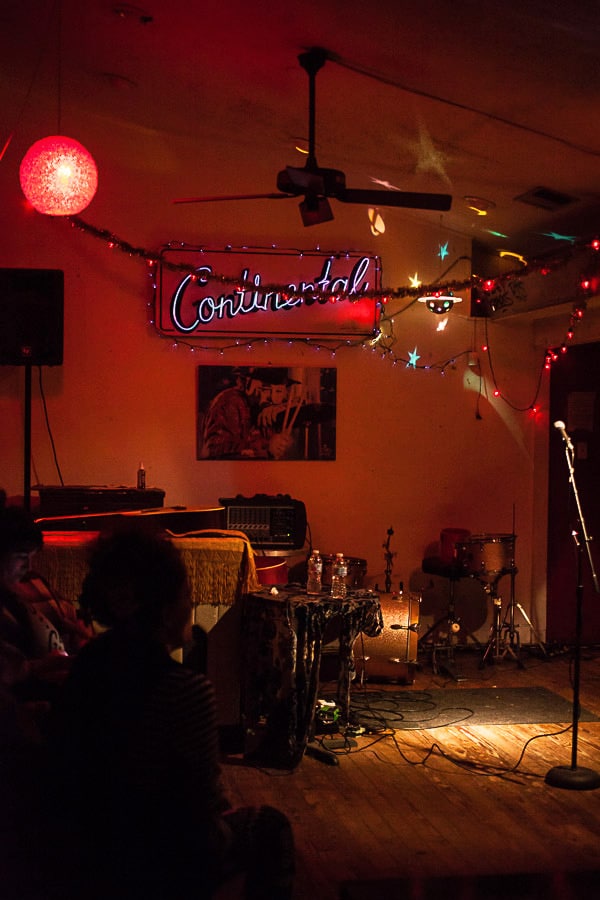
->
(553, 420), (574, 451)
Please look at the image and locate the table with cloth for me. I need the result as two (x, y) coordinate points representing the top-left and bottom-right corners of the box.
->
(35, 529), (260, 610)
(242, 587), (383, 769)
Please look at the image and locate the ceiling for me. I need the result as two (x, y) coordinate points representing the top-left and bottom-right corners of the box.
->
(2, 0), (600, 263)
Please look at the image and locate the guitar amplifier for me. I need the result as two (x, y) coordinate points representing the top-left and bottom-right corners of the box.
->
(219, 494), (307, 550)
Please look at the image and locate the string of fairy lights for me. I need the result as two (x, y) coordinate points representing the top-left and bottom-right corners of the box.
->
(65, 215), (599, 413)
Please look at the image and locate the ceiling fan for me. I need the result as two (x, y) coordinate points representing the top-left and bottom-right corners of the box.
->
(173, 47), (452, 226)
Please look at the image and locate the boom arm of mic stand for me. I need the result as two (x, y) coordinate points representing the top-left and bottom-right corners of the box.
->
(563, 441), (600, 594)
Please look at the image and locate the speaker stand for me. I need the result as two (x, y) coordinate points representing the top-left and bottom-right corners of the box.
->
(23, 363), (32, 511)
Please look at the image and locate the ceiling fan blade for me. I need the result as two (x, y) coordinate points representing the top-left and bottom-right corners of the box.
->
(336, 188), (452, 211)
(173, 192), (291, 205)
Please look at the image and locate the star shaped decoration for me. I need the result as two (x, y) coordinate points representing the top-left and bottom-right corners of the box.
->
(436, 317), (449, 331)
(370, 176), (401, 190)
(407, 346), (420, 368)
(438, 241), (449, 260)
(408, 272), (422, 288)
(542, 232), (577, 244)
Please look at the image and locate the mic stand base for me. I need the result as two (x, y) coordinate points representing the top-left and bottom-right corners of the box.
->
(545, 764), (600, 792)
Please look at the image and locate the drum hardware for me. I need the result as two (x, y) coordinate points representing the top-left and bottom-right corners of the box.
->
(480, 568), (547, 666)
(420, 556), (481, 682)
(480, 570), (523, 667)
(509, 597), (547, 657)
(389, 620), (420, 633)
(382, 526), (396, 594)
(428, 579), (471, 683)
(465, 531), (546, 665)
(453, 532), (521, 667)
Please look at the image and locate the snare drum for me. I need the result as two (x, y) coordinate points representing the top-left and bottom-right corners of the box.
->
(456, 533), (516, 583)
(353, 592), (420, 682)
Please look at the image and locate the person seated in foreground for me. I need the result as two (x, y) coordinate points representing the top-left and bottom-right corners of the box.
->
(0, 500), (89, 711)
(0, 498), (93, 900)
(45, 528), (295, 900)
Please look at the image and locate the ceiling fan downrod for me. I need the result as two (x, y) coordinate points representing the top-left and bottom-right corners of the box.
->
(298, 47), (328, 169)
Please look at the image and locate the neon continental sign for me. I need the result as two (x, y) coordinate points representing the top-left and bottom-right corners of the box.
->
(157, 246), (381, 339)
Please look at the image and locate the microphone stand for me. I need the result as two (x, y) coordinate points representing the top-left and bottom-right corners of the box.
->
(545, 429), (600, 791)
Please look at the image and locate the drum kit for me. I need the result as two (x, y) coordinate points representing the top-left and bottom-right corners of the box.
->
(344, 528), (545, 688)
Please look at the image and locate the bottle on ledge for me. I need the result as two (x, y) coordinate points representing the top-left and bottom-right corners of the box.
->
(137, 462), (146, 491)
(330, 552), (348, 600)
(306, 549), (323, 596)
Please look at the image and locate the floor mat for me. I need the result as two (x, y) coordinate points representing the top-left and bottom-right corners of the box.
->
(343, 686), (599, 730)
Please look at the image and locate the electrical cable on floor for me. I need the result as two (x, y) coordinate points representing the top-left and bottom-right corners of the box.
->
(316, 671), (579, 779)
(311, 715), (576, 783)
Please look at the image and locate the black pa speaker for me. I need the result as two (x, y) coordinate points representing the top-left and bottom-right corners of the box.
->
(0, 268), (64, 366)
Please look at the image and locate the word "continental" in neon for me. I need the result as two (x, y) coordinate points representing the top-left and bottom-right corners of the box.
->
(170, 256), (371, 332)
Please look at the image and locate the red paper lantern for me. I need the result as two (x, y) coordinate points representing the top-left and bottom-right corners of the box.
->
(19, 135), (98, 215)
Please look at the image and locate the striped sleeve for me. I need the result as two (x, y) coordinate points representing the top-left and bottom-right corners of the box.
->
(128, 666), (229, 817)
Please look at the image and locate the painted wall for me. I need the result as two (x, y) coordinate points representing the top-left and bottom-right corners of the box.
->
(3, 140), (599, 645)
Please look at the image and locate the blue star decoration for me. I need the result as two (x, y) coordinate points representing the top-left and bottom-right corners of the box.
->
(407, 346), (420, 368)
(541, 232), (577, 244)
(438, 241), (449, 260)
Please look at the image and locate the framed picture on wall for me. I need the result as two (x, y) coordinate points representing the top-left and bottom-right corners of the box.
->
(197, 365), (337, 460)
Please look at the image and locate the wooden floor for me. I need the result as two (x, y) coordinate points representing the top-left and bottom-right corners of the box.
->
(219, 643), (600, 900)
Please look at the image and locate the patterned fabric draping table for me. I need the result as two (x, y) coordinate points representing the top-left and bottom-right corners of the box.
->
(242, 588), (383, 769)
(34, 531), (100, 604)
(35, 531), (260, 607)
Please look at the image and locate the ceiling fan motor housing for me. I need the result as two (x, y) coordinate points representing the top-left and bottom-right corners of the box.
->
(277, 165), (347, 197)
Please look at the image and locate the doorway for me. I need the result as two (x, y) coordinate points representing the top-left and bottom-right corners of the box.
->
(547, 341), (600, 643)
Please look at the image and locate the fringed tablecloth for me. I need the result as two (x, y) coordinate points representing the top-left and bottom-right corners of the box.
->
(170, 531), (260, 606)
(36, 530), (260, 607)
(35, 531), (100, 604)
